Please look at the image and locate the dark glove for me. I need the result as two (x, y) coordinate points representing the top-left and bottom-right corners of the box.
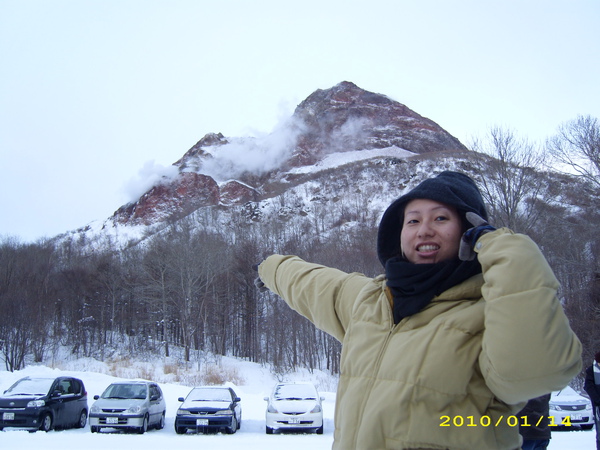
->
(458, 212), (496, 261)
(252, 264), (268, 293)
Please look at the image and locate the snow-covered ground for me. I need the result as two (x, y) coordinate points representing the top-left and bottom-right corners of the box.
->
(0, 357), (595, 450)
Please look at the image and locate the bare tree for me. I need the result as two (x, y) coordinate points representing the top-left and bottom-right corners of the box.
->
(142, 236), (175, 357)
(469, 126), (548, 233)
(0, 238), (56, 370)
(158, 220), (227, 362)
(547, 115), (600, 188)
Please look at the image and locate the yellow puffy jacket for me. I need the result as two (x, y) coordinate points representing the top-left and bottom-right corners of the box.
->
(258, 229), (582, 450)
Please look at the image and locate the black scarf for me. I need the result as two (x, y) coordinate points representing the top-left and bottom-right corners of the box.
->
(385, 256), (482, 324)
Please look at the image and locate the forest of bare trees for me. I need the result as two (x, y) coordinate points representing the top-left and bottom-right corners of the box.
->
(1, 116), (598, 385)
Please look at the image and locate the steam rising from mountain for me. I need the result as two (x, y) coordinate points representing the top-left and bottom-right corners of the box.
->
(198, 117), (307, 181)
(124, 160), (179, 202)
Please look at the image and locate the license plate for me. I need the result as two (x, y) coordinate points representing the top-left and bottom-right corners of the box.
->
(3, 412), (15, 421)
(196, 419), (209, 426)
(288, 417), (300, 424)
(570, 414), (582, 420)
(106, 417), (119, 424)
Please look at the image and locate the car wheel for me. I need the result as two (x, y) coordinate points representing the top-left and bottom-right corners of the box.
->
(90, 426), (99, 433)
(175, 425), (186, 434)
(226, 416), (237, 434)
(39, 413), (53, 432)
(137, 415), (148, 434)
(316, 425), (324, 434)
(266, 426), (274, 434)
(157, 413), (165, 430)
(75, 410), (87, 428)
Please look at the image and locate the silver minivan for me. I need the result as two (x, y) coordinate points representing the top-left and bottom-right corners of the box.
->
(89, 381), (166, 433)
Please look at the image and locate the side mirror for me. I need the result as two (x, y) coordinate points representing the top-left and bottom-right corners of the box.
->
(178, 397), (184, 402)
(150, 395), (159, 401)
(320, 397), (325, 401)
(51, 390), (62, 398)
(233, 397), (241, 402)
(94, 395), (100, 400)
(263, 397), (269, 401)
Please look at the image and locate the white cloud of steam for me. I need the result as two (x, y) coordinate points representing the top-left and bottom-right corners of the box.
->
(123, 160), (179, 202)
(330, 117), (371, 152)
(199, 116), (306, 181)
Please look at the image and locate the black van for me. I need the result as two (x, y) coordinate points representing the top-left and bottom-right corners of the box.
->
(0, 376), (88, 432)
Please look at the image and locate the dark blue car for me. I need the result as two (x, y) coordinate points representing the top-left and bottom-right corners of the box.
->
(175, 386), (241, 434)
(0, 376), (88, 432)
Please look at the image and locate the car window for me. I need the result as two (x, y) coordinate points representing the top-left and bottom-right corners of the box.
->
(70, 379), (82, 395)
(150, 385), (161, 399)
(274, 384), (318, 400)
(132, 385), (148, 399)
(102, 383), (145, 399)
(58, 379), (75, 395)
(559, 386), (577, 396)
(188, 388), (232, 402)
(4, 378), (54, 396)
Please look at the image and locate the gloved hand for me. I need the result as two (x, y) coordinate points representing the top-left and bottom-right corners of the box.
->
(458, 212), (496, 261)
(252, 264), (268, 293)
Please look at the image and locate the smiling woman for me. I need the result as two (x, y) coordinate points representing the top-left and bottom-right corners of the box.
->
(255, 170), (582, 450)
(380, 172), (491, 322)
(400, 199), (463, 264)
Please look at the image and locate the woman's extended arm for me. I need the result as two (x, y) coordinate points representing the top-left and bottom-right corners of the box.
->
(258, 254), (375, 342)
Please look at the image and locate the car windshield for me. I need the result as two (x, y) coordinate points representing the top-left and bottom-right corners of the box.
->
(5, 378), (54, 396)
(188, 388), (231, 402)
(552, 386), (578, 398)
(274, 384), (317, 400)
(551, 385), (589, 404)
(102, 383), (147, 400)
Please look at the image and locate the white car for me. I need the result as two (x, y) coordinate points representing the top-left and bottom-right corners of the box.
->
(549, 386), (594, 430)
(264, 382), (324, 434)
(89, 381), (166, 433)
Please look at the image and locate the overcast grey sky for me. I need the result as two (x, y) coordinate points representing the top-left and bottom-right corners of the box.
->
(1, 0), (599, 242)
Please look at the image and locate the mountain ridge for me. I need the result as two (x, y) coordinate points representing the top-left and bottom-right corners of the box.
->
(111, 81), (469, 227)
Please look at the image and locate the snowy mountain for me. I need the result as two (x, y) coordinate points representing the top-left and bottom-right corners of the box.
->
(108, 81), (468, 229)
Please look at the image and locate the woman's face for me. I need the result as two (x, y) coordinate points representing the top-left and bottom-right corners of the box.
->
(400, 199), (463, 264)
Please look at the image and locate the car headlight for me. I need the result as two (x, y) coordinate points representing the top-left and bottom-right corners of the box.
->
(176, 409), (187, 415)
(27, 399), (45, 408)
(216, 409), (233, 415)
(127, 405), (142, 414)
(586, 403), (593, 410)
(90, 405), (100, 414)
(267, 404), (278, 413)
(310, 404), (322, 413)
